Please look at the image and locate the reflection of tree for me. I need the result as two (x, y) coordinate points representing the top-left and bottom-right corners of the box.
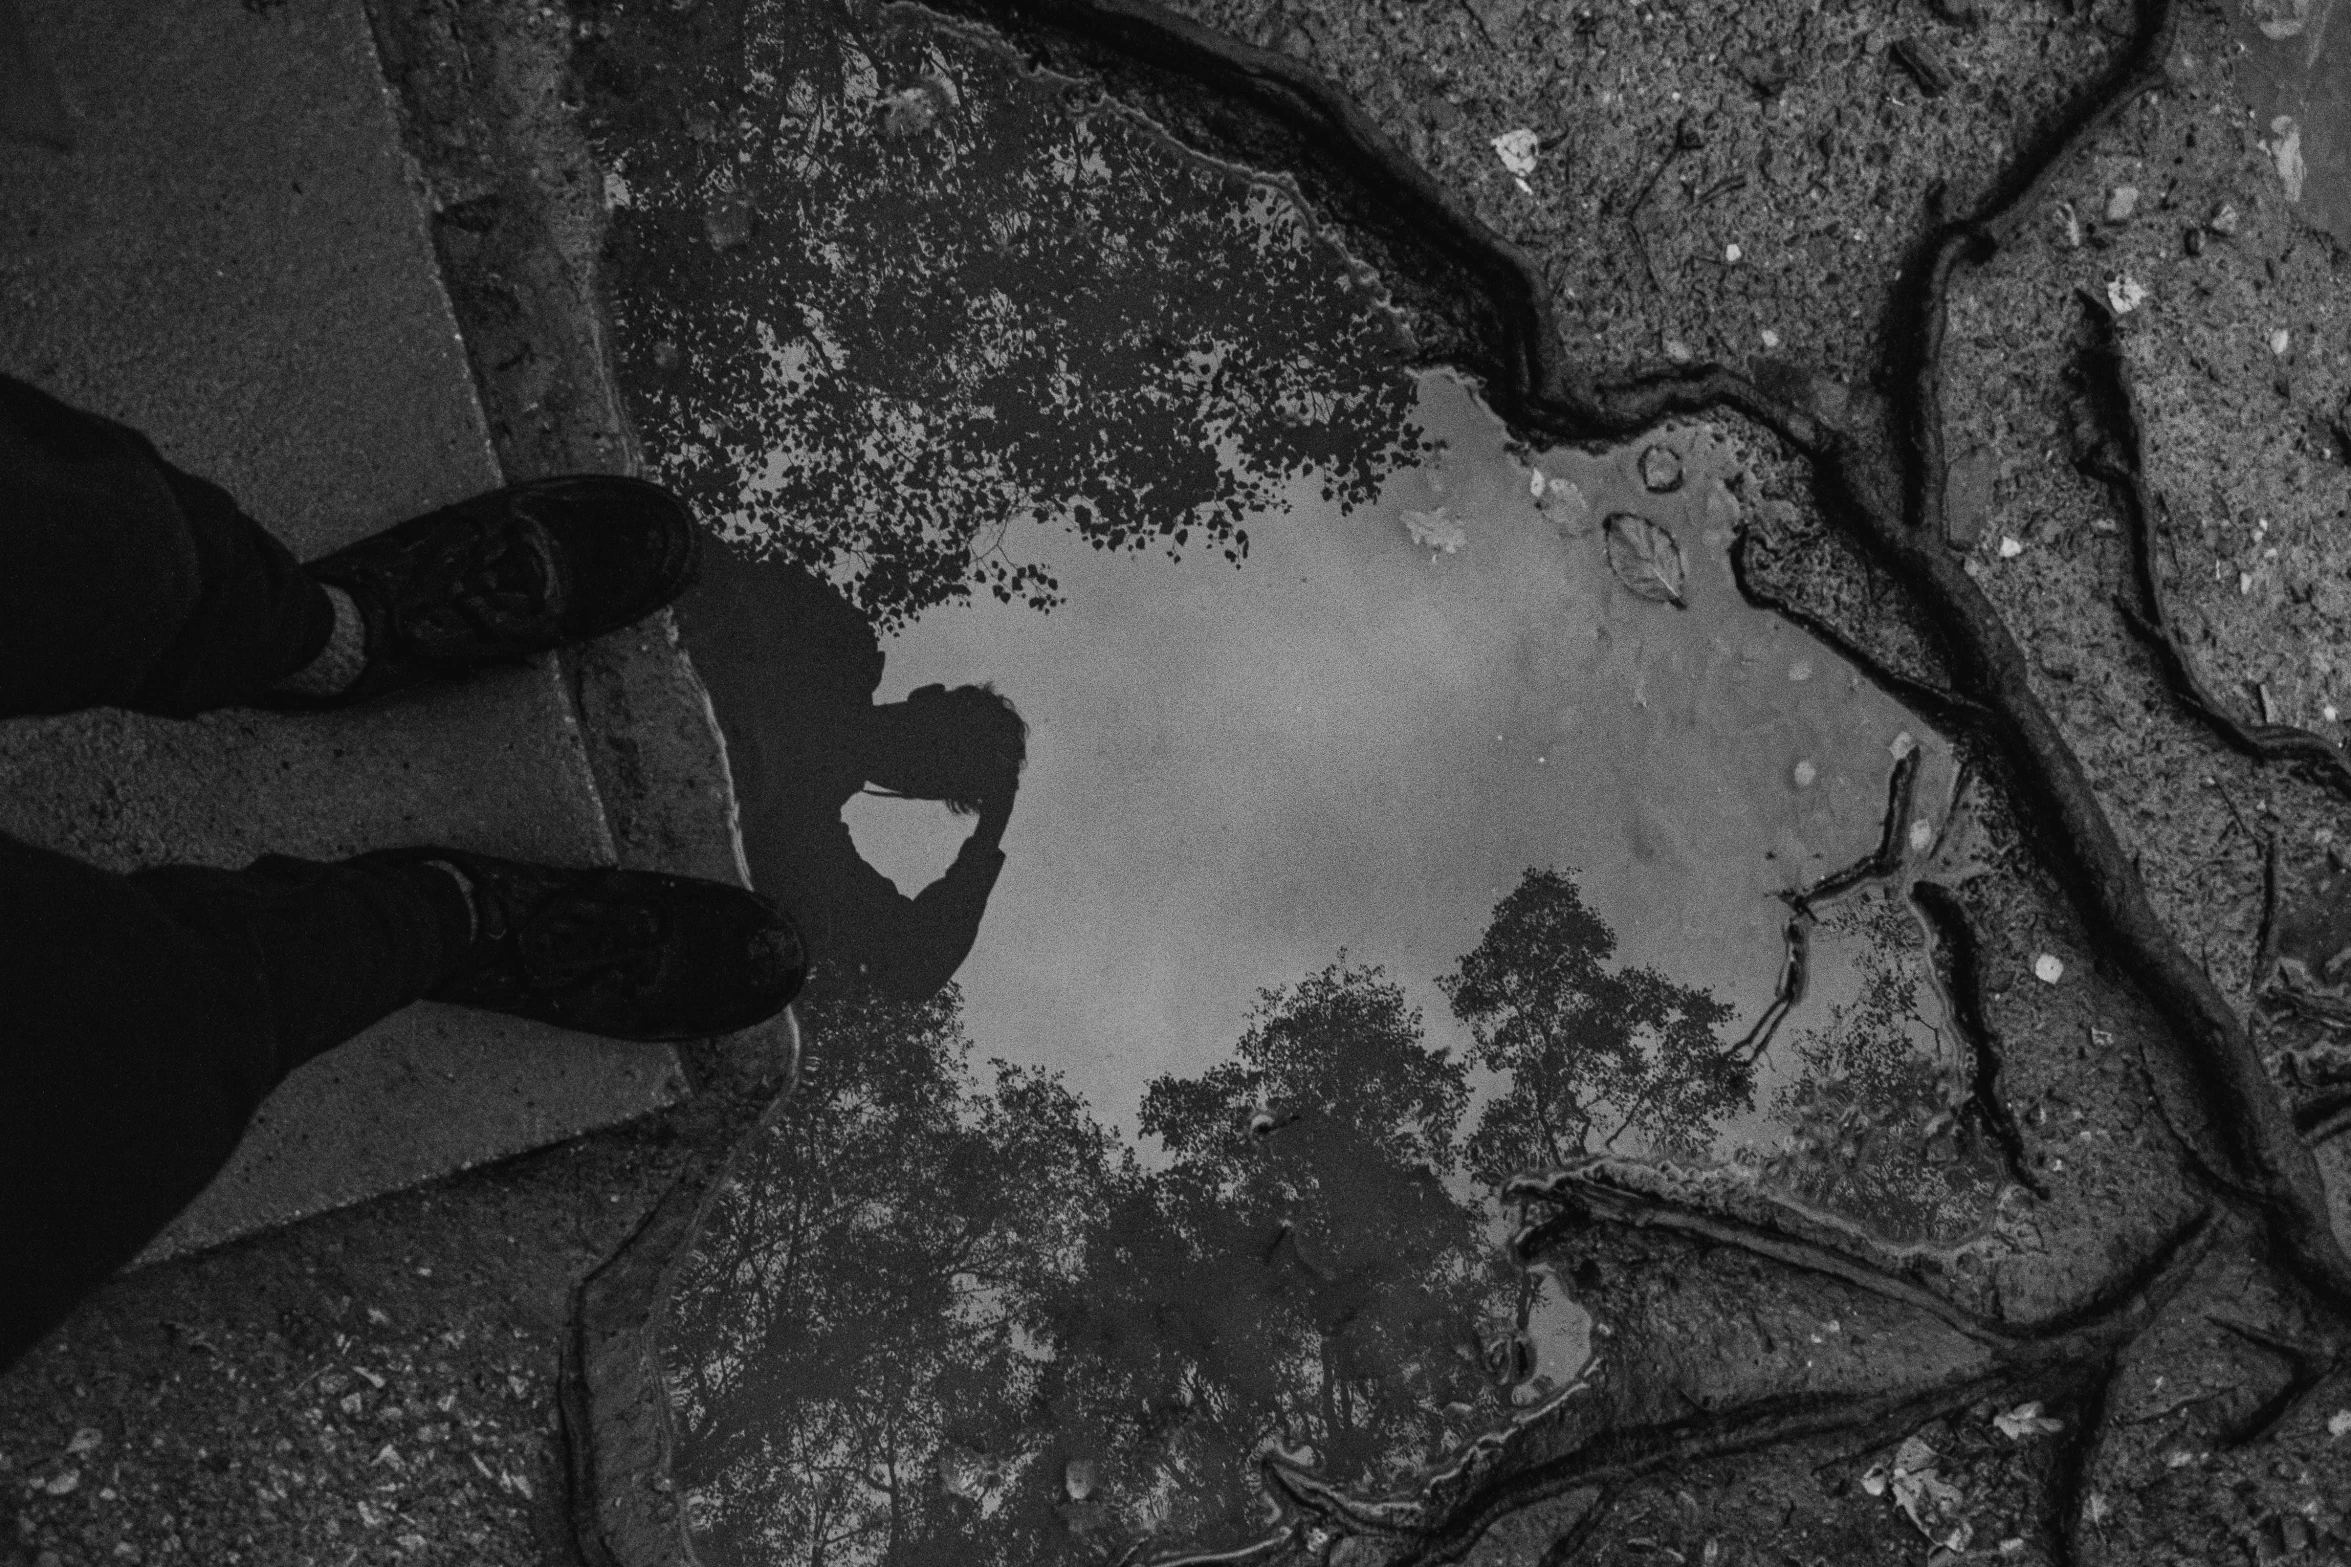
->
(1442, 868), (1748, 1185)
(1047, 960), (1508, 1537)
(606, 2), (1429, 632)
(1736, 889), (2008, 1246)
(665, 981), (1116, 1565)
(667, 964), (1520, 1566)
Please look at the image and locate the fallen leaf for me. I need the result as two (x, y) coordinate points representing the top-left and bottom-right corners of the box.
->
(1604, 513), (1687, 607)
(1403, 507), (1467, 555)
(1994, 1400), (2066, 1440)
(1541, 478), (1595, 536)
(2248, 0), (2312, 35)
(2271, 117), (2306, 201)
(1491, 127), (1541, 177)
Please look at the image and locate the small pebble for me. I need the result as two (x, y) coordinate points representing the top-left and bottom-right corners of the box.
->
(2269, 327), (2291, 357)
(2035, 953), (2065, 984)
(1890, 731), (1917, 758)
(1529, 469), (1547, 498)
(1760, 327), (1782, 349)
(1909, 819), (1935, 851)
(2105, 185), (2139, 221)
(2210, 202), (2241, 235)
(1788, 659), (1813, 682)
(1998, 536), (2024, 558)
(1792, 759), (1817, 789)
(1725, 243), (1743, 263)
(1663, 337), (1694, 364)
(1639, 444), (1684, 492)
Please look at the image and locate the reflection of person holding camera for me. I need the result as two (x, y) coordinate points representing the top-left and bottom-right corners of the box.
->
(681, 542), (1028, 1002)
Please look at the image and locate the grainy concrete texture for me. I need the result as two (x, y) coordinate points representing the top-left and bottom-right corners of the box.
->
(0, 0), (686, 1264)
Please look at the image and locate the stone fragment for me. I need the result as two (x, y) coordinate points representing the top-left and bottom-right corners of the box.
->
(1638, 444), (1683, 492)
(1889, 36), (1954, 95)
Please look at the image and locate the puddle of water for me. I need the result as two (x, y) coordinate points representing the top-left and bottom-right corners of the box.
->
(613, 3), (2014, 1560)
(667, 374), (2006, 1564)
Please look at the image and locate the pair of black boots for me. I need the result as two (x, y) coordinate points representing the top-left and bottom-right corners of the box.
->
(276, 475), (803, 1042)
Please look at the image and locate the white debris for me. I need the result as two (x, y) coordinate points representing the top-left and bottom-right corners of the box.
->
(2105, 185), (2139, 221)
(1760, 328), (1781, 349)
(2035, 953), (2065, 984)
(1725, 242), (1743, 263)
(2327, 1409), (2351, 1438)
(1998, 536), (2024, 558)
(2106, 275), (2149, 315)
(1540, 476), (1594, 536)
(2057, 201), (2084, 248)
(2269, 327), (2292, 357)
(1491, 127), (1541, 177)
(1994, 1401), (2066, 1440)
(1529, 468), (1547, 499)
(1792, 759), (1818, 789)
(1403, 507), (1467, 555)
(1890, 730), (1918, 759)
(2272, 115), (2307, 201)
(602, 168), (633, 209)
(1910, 819), (1935, 852)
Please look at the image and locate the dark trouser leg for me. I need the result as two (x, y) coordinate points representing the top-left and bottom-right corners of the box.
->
(0, 373), (336, 719)
(0, 834), (466, 1371)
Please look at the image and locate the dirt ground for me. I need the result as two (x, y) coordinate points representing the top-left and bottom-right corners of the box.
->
(4, 0), (2349, 1562)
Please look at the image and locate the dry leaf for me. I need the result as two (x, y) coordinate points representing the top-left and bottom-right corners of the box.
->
(1541, 478), (1594, 536)
(1492, 128), (1541, 176)
(1604, 513), (1687, 607)
(1994, 1400), (2065, 1440)
(1403, 507), (1467, 555)
(2272, 117), (2306, 201)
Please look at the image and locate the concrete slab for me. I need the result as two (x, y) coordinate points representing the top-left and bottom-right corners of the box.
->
(0, 0), (687, 1263)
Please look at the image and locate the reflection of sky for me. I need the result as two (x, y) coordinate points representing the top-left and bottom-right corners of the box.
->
(847, 373), (1956, 1141)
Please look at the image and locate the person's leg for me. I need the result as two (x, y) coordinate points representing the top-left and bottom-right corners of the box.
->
(0, 374), (337, 719)
(0, 833), (463, 1371)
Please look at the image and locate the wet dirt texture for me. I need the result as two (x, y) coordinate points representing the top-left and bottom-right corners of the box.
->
(559, 0), (2351, 1563)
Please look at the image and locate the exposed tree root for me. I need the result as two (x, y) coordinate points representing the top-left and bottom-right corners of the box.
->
(1504, 1167), (2015, 1348)
(1912, 882), (2053, 1202)
(2075, 306), (2351, 801)
(1731, 748), (1924, 1063)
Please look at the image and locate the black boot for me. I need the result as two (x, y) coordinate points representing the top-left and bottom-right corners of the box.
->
(262, 475), (702, 710)
(361, 847), (804, 1041)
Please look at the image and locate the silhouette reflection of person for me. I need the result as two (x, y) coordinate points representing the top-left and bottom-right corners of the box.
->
(678, 537), (1027, 1001)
